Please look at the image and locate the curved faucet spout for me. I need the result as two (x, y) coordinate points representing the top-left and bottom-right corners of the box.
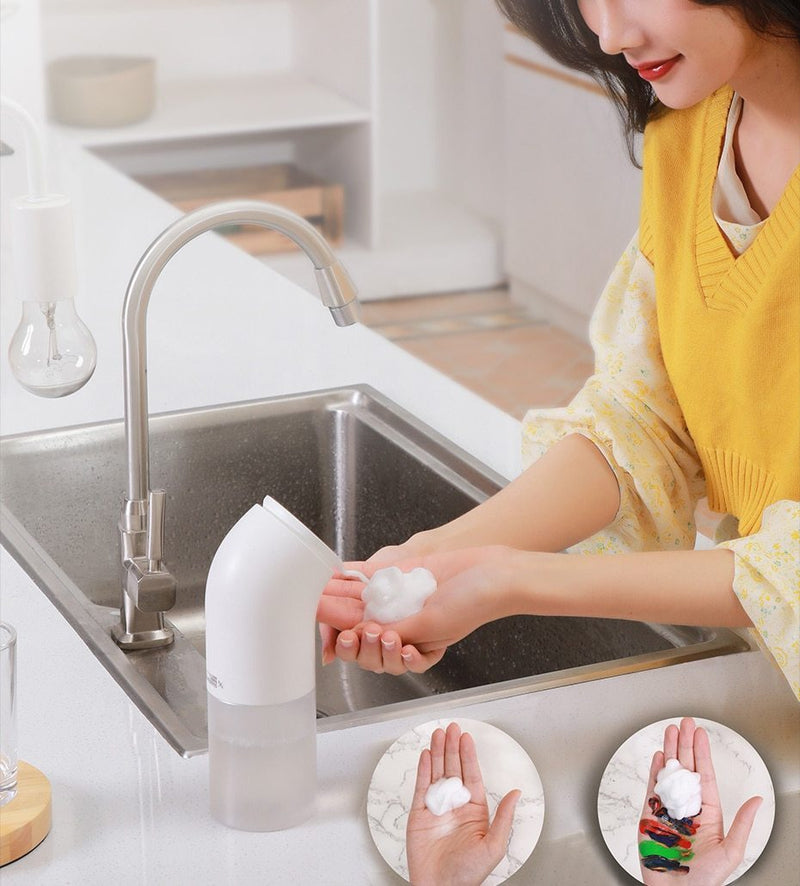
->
(123, 199), (359, 503)
(115, 199), (360, 650)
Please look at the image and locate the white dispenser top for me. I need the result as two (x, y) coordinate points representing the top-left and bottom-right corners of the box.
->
(260, 496), (341, 574)
(205, 496), (342, 707)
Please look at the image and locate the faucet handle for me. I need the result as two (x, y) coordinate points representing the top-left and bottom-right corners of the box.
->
(146, 489), (167, 568)
(125, 488), (176, 613)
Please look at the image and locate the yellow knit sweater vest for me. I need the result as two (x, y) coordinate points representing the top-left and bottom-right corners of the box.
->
(639, 86), (800, 535)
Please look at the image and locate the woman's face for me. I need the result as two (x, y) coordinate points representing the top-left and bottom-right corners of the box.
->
(576, 0), (761, 108)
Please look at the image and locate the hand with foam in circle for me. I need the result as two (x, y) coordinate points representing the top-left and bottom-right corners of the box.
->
(638, 717), (762, 885)
(406, 722), (520, 886)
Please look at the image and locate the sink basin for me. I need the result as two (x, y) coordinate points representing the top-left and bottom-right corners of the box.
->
(0, 385), (748, 756)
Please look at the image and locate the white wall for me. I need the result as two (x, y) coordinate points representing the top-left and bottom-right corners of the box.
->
(1, 0), (47, 234)
(435, 0), (505, 224)
(293, 0), (375, 109)
(376, 0), (505, 228)
(1, 0), (47, 342)
(41, 1), (292, 81)
(503, 33), (642, 334)
(1, 1), (46, 115)
(376, 0), (438, 194)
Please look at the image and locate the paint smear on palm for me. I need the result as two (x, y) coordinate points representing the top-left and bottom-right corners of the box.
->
(639, 759), (703, 876)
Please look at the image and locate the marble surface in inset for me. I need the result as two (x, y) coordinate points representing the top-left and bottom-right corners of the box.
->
(597, 716), (775, 883)
(367, 717), (545, 883)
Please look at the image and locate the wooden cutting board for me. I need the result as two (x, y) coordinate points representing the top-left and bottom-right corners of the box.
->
(0, 761), (52, 866)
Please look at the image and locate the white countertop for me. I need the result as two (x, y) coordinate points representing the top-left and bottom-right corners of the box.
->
(1, 144), (798, 885)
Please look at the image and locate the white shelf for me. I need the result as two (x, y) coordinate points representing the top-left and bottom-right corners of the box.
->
(54, 73), (371, 147)
(40, 2), (506, 300)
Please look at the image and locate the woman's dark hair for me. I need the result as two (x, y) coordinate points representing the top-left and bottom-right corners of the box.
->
(496, 1), (800, 161)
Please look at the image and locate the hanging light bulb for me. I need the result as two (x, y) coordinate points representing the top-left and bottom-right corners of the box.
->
(8, 194), (97, 397)
(2, 95), (97, 397)
(9, 298), (97, 397)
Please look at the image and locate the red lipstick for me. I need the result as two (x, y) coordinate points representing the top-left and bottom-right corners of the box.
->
(633, 56), (680, 82)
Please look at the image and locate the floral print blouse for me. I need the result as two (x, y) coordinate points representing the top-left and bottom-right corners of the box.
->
(521, 95), (799, 700)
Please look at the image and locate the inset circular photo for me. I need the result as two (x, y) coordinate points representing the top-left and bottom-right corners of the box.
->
(598, 716), (775, 884)
(367, 717), (545, 884)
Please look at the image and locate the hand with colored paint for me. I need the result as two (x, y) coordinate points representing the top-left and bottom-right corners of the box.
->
(406, 722), (521, 886)
(638, 718), (763, 885)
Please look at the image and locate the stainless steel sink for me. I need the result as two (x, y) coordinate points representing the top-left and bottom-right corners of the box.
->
(0, 385), (748, 756)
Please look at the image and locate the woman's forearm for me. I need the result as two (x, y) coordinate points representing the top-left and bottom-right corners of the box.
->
(502, 547), (753, 628)
(416, 434), (620, 554)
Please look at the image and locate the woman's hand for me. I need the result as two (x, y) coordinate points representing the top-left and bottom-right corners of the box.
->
(316, 532), (438, 667)
(638, 717), (762, 886)
(318, 561), (446, 672)
(316, 546), (515, 673)
(406, 722), (520, 886)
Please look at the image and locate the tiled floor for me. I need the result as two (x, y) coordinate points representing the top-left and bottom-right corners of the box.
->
(360, 288), (594, 420)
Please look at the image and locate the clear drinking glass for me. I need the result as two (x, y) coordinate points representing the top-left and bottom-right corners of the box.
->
(0, 622), (18, 807)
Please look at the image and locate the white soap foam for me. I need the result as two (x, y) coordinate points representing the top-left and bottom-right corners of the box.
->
(361, 566), (437, 623)
(654, 758), (702, 820)
(424, 776), (472, 816)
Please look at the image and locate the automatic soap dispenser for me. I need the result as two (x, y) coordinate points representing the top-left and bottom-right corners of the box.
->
(205, 496), (341, 831)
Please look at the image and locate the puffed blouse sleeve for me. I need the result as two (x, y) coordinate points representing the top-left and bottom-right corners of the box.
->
(718, 502), (800, 701)
(521, 232), (706, 555)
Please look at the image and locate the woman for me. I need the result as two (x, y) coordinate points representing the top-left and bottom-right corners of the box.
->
(318, 0), (800, 700)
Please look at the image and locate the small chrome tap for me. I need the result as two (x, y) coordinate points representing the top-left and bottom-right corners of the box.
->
(112, 200), (360, 650)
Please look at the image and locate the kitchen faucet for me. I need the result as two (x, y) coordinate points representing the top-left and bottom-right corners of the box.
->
(112, 200), (360, 650)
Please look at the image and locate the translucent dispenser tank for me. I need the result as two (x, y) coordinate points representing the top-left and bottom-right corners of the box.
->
(205, 496), (341, 831)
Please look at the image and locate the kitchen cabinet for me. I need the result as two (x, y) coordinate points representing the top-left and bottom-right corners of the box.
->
(40, 0), (507, 299)
(503, 26), (642, 339)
